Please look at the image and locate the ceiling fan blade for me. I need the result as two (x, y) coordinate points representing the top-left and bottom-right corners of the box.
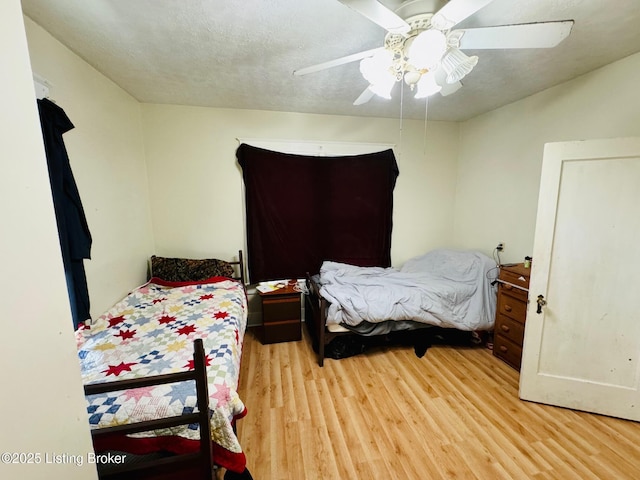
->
(432, 0), (494, 30)
(338, 0), (410, 34)
(458, 21), (574, 49)
(353, 87), (375, 105)
(293, 47), (384, 76)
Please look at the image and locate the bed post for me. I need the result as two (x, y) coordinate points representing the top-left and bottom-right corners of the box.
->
(193, 339), (215, 480)
(237, 250), (245, 285)
(318, 297), (327, 367)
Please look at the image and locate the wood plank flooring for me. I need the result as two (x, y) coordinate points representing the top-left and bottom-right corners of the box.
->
(236, 326), (640, 479)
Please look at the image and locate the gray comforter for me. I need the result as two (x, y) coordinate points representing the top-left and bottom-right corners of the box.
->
(318, 249), (497, 331)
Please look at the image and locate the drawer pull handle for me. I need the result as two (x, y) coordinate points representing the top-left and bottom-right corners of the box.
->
(499, 346), (508, 352)
(504, 305), (512, 312)
(500, 325), (510, 332)
(504, 284), (513, 290)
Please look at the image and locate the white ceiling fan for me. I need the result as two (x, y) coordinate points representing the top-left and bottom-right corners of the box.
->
(294, 0), (574, 105)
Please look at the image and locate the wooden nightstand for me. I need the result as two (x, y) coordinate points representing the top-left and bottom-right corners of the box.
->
(493, 263), (530, 370)
(259, 284), (301, 344)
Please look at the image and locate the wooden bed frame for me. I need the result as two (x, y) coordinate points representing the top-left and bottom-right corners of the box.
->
(84, 251), (251, 480)
(85, 339), (215, 479)
(228, 250), (246, 287)
(304, 274), (350, 367)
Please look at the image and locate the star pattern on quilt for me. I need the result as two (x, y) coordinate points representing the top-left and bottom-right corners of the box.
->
(121, 386), (154, 402)
(103, 361), (137, 377)
(177, 324), (196, 336)
(184, 354), (212, 370)
(116, 329), (137, 340)
(135, 316), (152, 327)
(165, 383), (194, 405)
(218, 300), (233, 309)
(158, 314), (176, 324)
(211, 383), (231, 404)
(144, 357), (175, 374)
(77, 278), (249, 456)
(108, 315), (126, 328)
(165, 339), (187, 352)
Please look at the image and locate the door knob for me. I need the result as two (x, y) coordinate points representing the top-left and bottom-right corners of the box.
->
(536, 295), (547, 314)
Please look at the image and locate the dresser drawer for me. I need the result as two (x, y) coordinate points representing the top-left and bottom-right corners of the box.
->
(499, 281), (529, 302)
(499, 268), (530, 290)
(498, 294), (528, 322)
(494, 313), (525, 346)
(263, 319), (301, 344)
(262, 295), (300, 324)
(493, 334), (523, 370)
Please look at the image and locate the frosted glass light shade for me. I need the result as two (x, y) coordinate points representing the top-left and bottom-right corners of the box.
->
(360, 50), (396, 99)
(360, 50), (392, 84)
(367, 77), (395, 99)
(414, 72), (442, 99)
(408, 29), (447, 70)
(441, 48), (478, 84)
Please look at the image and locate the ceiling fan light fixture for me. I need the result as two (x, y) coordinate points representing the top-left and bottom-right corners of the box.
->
(441, 48), (478, 84)
(403, 69), (422, 87)
(359, 51), (392, 82)
(367, 80), (394, 99)
(407, 29), (447, 70)
(414, 71), (442, 99)
(430, 12), (455, 31)
(360, 51), (395, 99)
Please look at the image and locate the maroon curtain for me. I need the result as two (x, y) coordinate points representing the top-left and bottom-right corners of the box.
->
(237, 144), (399, 283)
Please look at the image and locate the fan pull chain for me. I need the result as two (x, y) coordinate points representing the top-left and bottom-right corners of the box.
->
(398, 80), (405, 160)
(423, 96), (429, 154)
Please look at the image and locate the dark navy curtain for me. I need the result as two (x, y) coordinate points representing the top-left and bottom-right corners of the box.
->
(237, 144), (399, 283)
(37, 98), (92, 328)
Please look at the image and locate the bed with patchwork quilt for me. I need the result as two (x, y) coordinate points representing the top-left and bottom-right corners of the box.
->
(76, 252), (250, 478)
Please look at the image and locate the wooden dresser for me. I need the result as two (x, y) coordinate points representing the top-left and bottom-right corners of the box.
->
(494, 263), (530, 370)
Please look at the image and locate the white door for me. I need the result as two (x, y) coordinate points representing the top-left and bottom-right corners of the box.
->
(519, 137), (640, 421)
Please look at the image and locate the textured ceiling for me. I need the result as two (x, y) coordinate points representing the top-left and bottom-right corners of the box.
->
(21, 0), (640, 122)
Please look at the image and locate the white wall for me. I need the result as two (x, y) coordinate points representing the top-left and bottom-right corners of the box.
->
(24, 17), (155, 318)
(0, 1), (96, 478)
(453, 52), (640, 264)
(141, 104), (460, 271)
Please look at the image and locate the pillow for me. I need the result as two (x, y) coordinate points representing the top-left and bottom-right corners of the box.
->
(150, 256), (235, 282)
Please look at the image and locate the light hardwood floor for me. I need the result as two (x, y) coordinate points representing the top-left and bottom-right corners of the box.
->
(236, 326), (640, 479)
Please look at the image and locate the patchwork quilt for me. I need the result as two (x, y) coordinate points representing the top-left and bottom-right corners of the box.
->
(76, 276), (248, 472)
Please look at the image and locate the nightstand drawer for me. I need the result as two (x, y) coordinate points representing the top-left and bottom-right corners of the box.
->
(263, 320), (301, 344)
(262, 295), (300, 323)
(495, 314), (525, 346)
(494, 334), (523, 370)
